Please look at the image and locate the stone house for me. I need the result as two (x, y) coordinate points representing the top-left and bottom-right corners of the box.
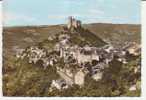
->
(74, 70), (85, 86)
(92, 72), (103, 81)
(51, 79), (68, 90)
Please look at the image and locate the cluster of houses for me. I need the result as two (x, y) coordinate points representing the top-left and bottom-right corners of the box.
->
(15, 17), (141, 91)
(16, 39), (140, 91)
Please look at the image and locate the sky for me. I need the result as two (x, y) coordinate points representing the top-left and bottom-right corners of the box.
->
(3, 0), (141, 26)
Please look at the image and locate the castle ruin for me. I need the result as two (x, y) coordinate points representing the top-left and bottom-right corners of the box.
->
(67, 16), (82, 31)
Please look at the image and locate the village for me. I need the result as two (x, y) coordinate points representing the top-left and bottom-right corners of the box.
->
(15, 17), (141, 92)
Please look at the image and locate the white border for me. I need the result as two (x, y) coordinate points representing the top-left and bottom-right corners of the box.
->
(0, 1), (146, 100)
(141, 1), (146, 99)
(0, 0), (3, 98)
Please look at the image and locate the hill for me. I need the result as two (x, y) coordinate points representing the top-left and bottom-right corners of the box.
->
(3, 23), (140, 56)
(3, 23), (141, 96)
(84, 23), (140, 47)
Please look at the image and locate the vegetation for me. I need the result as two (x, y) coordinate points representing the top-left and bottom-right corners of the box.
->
(3, 23), (141, 97)
(3, 57), (59, 96)
(47, 56), (141, 97)
(69, 28), (106, 47)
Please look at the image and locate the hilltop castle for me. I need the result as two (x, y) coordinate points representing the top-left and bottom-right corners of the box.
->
(67, 16), (82, 31)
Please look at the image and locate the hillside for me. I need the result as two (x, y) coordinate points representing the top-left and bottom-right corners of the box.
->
(84, 23), (140, 47)
(3, 23), (140, 56)
(3, 23), (141, 96)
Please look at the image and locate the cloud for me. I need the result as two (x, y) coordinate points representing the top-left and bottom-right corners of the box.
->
(86, 8), (105, 17)
(48, 15), (66, 19)
(3, 12), (38, 24)
(47, 8), (105, 21)
(83, 16), (137, 24)
(89, 9), (104, 15)
(63, 0), (85, 6)
(48, 14), (81, 20)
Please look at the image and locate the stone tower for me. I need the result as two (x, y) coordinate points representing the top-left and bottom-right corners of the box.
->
(67, 16), (82, 31)
(76, 20), (81, 28)
(67, 16), (73, 30)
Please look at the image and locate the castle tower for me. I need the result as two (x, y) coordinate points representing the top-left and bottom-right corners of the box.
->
(67, 16), (73, 30)
(67, 16), (82, 31)
(77, 20), (81, 28)
(72, 18), (77, 29)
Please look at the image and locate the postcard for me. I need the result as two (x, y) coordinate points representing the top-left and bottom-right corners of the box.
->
(2, 0), (141, 97)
